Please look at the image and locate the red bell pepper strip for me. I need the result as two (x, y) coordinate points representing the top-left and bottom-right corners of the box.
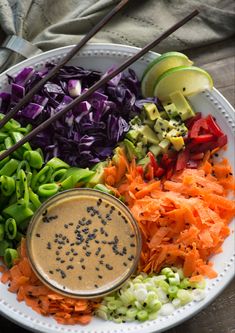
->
(190, 118), (208, 138)
(155, 167), (165, 178)
(216, 134), (228, 147)
(185, 112), (201, 129)
(136, 165), (144, 177)
(145, 164), (154, 180)
(148, 152), (159, 172)
(190, 152), (205, 160)
(176, 149), (190, 171)
(206, 115), (224, 137)
(191, 134), (215, 143)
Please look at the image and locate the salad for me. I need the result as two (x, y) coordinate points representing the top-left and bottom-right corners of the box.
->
(0, 50), (234, 326)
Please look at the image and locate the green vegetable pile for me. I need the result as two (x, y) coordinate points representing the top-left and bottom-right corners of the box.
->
(96, 267), (206, 323)
(0, 113), (96, 267)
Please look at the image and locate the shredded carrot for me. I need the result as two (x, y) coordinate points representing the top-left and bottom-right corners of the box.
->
(1, 239), (99, 325)
(107, 150), (235, 279)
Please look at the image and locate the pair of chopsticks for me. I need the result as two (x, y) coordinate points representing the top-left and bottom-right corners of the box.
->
(0, 2), (199, 162)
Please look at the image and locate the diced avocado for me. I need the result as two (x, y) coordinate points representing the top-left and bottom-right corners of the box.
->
(140, 125), (159, 145)
(169, 119), (181, 128)
(148, 144), (161, 157)
(144, 103), (160, 121)
(137, 156), (150, 165)
(130, 115), (142, 126)
(154, 118), (175, 138)
(159, 139), (171, 153)
(169, 136), (185, 151)
(169, 91), (195, 121)
(126, 129), (140, 143)
(177, 123), (188, 136)
(166, 128), (181, 139)
(136, 141), (147, 159)
(88, 161), (107, 186)
(159, 111), (169, 119)
(124, 139), (143, 160)
(163, 102), (179, 119)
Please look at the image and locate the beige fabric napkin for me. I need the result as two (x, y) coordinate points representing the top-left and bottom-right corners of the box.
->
(0, 0), (235, 71)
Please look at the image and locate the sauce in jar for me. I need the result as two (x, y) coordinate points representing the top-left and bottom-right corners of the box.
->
(27, 189), (141, 298)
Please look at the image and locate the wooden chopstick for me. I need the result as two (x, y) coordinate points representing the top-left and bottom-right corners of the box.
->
(0, 9), (199, 162)
(0, 0), (129, 130)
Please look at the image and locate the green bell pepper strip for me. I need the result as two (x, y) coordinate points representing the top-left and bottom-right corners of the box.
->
(0, 131), (8, 142)
(4, 248), (19, 267)
(0, 113), (21, 132)
(0, 150), (10, 169)
(17, 123), (32, 134)
(5, 218), (17, 240)
(3, 198), (34, 225)
(0, 159), (19, 176)
(0, 175), (15, 196)
(0, 224), (4, 241)
(4, 136), (14, 150)
(23, 150), (44, 169)
(50, 168), (67, 182)
(0, 239), (12, 256)
(10, 131), (32, 151)
(16, 169), (29, 204)
(31, 166), (53, 191)
(16, 160), (31, 174)
(38, 183), (60, 197)
(60, 167), (95, 190)
(29, 187), (41, 210)
(46, 157), (70, 170)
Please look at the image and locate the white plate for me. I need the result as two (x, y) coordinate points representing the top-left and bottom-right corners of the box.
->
(0, 43), (234, 333)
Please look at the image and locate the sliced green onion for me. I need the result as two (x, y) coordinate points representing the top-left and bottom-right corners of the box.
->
(37, 183), (59, 197)
(4, 248), (19, 267)
(5, 218), (17, 240)
(0, 224), (4, 241)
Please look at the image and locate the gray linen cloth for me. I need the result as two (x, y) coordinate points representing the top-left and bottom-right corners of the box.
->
(0, 0), (235, 71)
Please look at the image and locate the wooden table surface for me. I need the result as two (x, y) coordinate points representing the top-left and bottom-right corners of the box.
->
(0, 38), (234, 333)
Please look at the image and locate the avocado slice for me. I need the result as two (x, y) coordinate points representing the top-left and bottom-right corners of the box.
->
(169, 91), (195, 121)
(144, 103), (160, 121)
(126, 129), (140, 143)
(169, 136), (185, 151)
(148, 144), (161, 157)
(159, 139), (171, 153)
(88, 161), (107, 187)
(124, 139), (144, 160)
(163, 102), (180, 119)
(140, 125), (160, 145)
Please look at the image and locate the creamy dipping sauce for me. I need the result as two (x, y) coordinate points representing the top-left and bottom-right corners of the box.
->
(27, 189), (141, 298)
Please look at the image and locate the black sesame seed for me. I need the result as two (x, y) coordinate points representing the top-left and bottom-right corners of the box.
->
(130, 243), (136, 247)
(73, 252), (78, 256)
(81, 265), (86, 270)
(78, 276), (82, 280)
(66, 265), (74, 270)
(80, 258), (84, 263)
(66, 251), (70, 255)
(95, 240), (100, 244)
(94, 284), (98, 288)
(183, 87), (186, 91)
(36, 233), (40, 238)
(98, 275), (103, 279)
(64, 224), (68, 229)
(69, 257), (74, 262)
(99, 260), (104, 265)
(123, 262), (127, 267)
(49, 270), (53, 274)
(69, 222), (74, 226)
(95, 267), (100, 271)
(100, 254), (105, 259)
(60, 260), (65, 263)
(42, 210), (48, 216)
(56, 250), (60, 255)
(105, 264), (113, 270)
